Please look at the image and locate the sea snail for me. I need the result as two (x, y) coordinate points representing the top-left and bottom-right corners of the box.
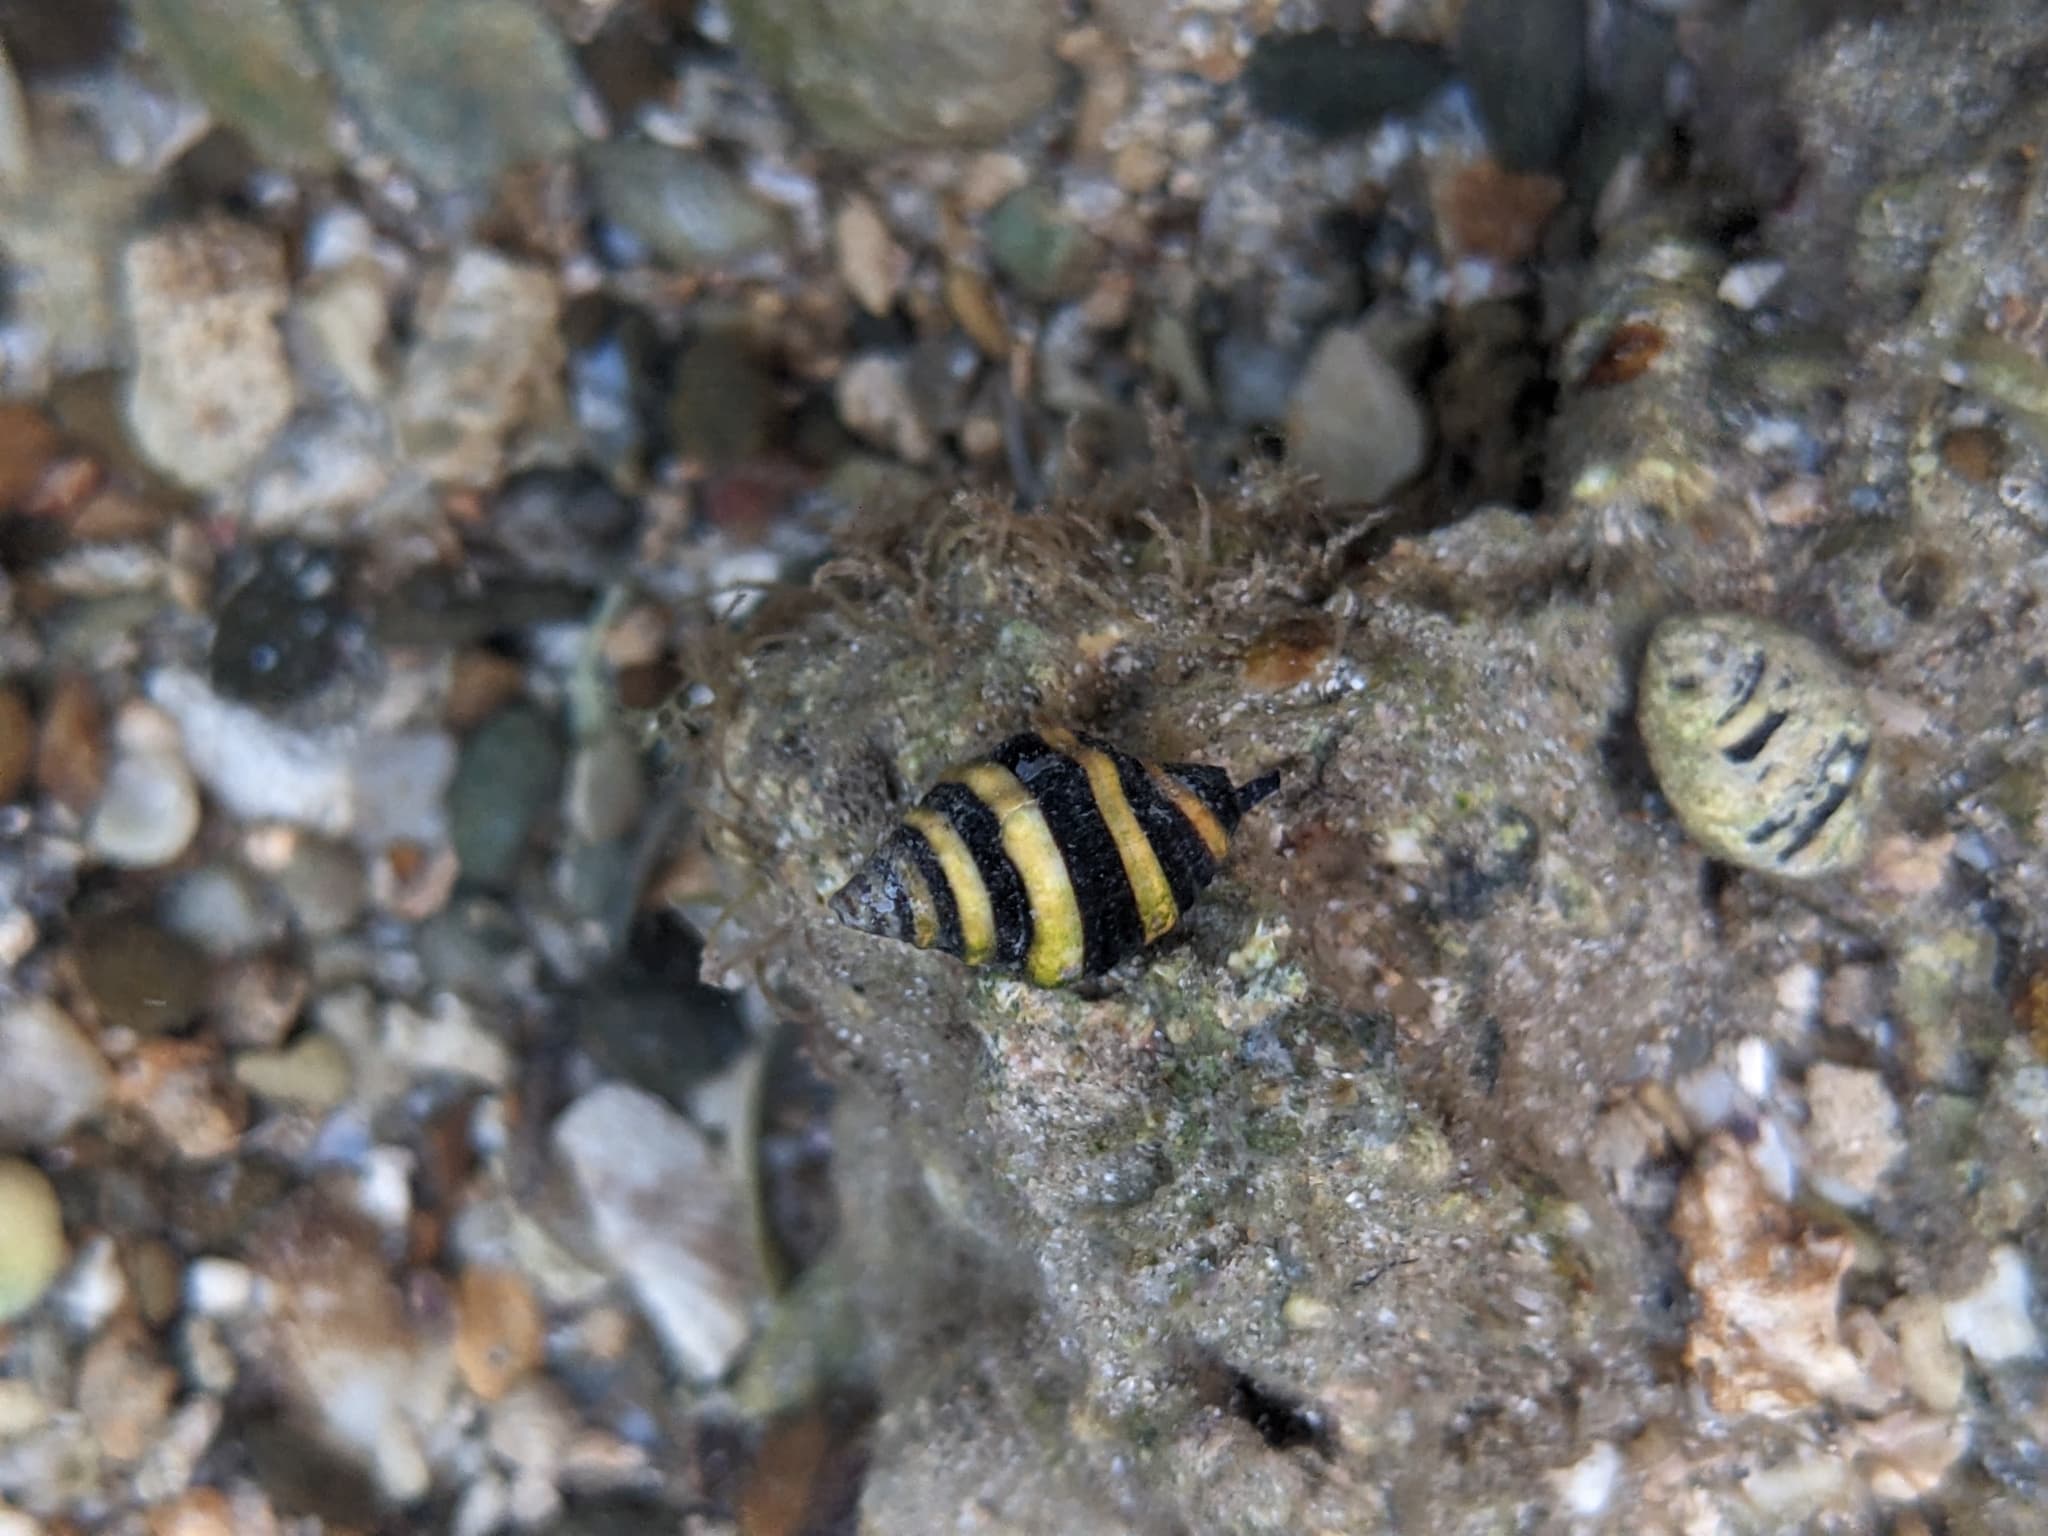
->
(830, 728), (1281, 986)
(1637, 612), (1877, 879)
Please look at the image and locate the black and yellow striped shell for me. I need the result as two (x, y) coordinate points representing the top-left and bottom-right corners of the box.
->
(829, 728), (1281, 987)
(1637, 613), (1877, 878)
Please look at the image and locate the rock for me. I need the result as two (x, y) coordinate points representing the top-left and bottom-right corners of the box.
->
(449, 705), (563, 887)
(209, 539), (375, 718)
(565, 729), (646, 845)
(130, 0), (339, 169)
(86, 739), (201, 870)
(1457, 0), (1587, 174)
(984, 187), (1101, 301)
(835, 354), (934, 464)
(304, 0), (579, 194)
(273, 835), (368, 937)
(834, 195), (907, 316)
(75, 1318), (178, 1463)
(232, 1030), (353, 1111)
(1671, 1136), (1892, 1415)
(249, 1194), (455, 1503)
(454, 1265), (545, 1401)
(0, 683), (31, 802)
(113, 1040), (246, 1160)
(551, 1083), (757, 1381)
(72, 913), (213, 1035)
(0, 156), (147, 385)
(585, 139), (787, 271)
(1886, 1295), (1965, 1413)
(0, 403), (59, 511)
(1943, 1246), (2041, 1366)
(185, 1256), (259, 1317)
(0, 1157), (65, 1322)
(159, 863), (283, 957)
(1242, 28), (1453, 139)
(121, 217), (295, 491)
(727, 0), (1058, 153)
(489, 466), (640, 584)
(151, 668), (455, 841)
(35, 672), (107, 815)
(0, 1000), (109, 1147)
(1286, 324), (1431, 503)
(668, 328), (776, 470)
(1801, 1063), (1903, 1208)
(395, 250), (566, 488)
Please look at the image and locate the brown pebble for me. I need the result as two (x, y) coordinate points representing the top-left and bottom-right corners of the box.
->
(71, 915), (213, 1035)
(446, 649), (527, 732)
(36, 673), (108, 815)
(2017, 969), (2048, 1063)
(1241, 618), (1335, 692)
(124, 1236), (185, 1328)
(113, 1039), (247, 1161)
(0, 684), (33, 803)
(69, 487), (170, 543)
(1940, 425), (2005, 486)
(0, 403), (62, 510)
(75, 1317), (179, 1463)
(147, 1485), (236, 1536)
(1434, 155), (1566, 266)
(454, 1266), (545, 1401)
(944, 264), (1012, 360)
(1580, 321), (1667, 389)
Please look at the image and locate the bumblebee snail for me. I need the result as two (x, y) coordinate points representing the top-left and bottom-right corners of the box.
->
(1637, 613), (1878, 879)
(830, 728), (1281, 986)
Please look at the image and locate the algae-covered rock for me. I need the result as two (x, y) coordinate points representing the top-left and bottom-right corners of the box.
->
(726, 0), (1059, 154)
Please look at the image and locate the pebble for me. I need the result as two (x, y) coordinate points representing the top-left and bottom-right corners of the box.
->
(1943, 1246), (2042, 1365)
(208, 538), (373, 717)
(835, 354), (935, 464)
(87, 737), (201, 869)
(1457, 0), (1587, 173)
(727, 0), (1058, 153)
(121, 217), (296, 491)
(1241, 28), (1453, 138)
(585, 139), (787, 271)
(35, 671), (108, 815)
(304, 0), (579, 194)
(250, 1193), (453, 1504)
(232, 1030), (353, 1111)
(489, 466), (640, 584)
(454, 1265), (545, 1401)
(0, 1156), (65, 1322)
(1287, 325), (1431, 503)
(0, 682), (31, 801)
(985, 187), (1101, 301)
(185, 1256), (260, 1317)
(130, 0), (339, 170)
(668, 328), (775, 470)
(159, 863), (283, 958)
(75, 1318), (178, 1463)
(1801, 1064), (1903, 1208)
(565, 730), (646, 846)
(143, 1487), (237, 1536)
(73, 913), (213, 1035)
(834, 195), (907, 317)
(273, 834), (369, 937)
(449, 705), (563, 887)
(395, 250), (567, 488)
(114, 1039), (247, 1160)
(1886, 1295), (1965, 1413)
(0, 999), (110, 1147)
(551, 1083), (756, 1382)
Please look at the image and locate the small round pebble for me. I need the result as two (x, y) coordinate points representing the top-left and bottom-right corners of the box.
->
(0, 1157), (66, 1323)
(86, 746), (201, 868)
(0, 999), (110, 1146)
(232, 1030), (354, 1111)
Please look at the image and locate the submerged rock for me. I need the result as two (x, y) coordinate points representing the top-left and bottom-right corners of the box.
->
(0, 1157), (65, 1323)
(121, 217), (295, 491)
(727, 0), (1059, 153)
(131, 0), (339, 169)
(1286, 324), (1430, 503)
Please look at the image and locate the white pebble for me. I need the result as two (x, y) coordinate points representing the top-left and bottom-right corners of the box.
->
(1945, 1247), (2042, 1365)
(186, 1257), (259, 1316)
(1555, 1439), (1622, 1516)
(0, 1000), (110, 1147)
(86, 748), (200, 868)
(1717, 259), (1786, 310)
(59, 1234), (126, 1333)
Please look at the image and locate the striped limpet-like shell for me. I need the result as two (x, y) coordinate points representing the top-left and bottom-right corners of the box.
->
(1637, 614), (1878, 879)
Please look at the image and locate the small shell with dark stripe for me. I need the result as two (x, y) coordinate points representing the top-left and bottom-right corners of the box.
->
(829, 730), (1281, 986)
(1637, 613), (1877, 879)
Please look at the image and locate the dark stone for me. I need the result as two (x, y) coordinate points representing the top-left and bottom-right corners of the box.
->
(209, 539), (375, 714)
(1457, 0), (1587, 173)
(1243, 29), (1453, 139)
